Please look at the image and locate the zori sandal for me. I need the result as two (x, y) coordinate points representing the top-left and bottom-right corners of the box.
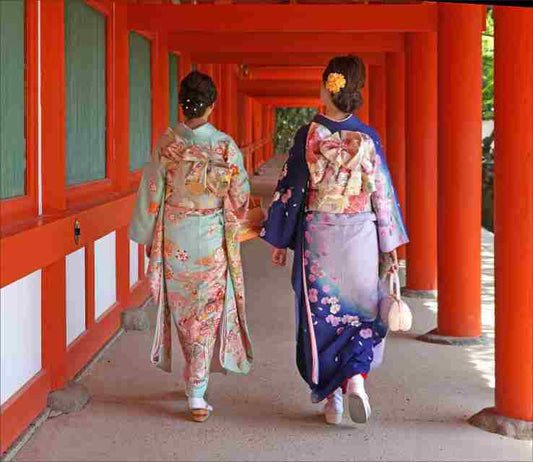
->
(188, 397), (213, 423)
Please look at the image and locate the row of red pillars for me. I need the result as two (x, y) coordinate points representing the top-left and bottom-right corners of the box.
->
(382, 5), (531, 425)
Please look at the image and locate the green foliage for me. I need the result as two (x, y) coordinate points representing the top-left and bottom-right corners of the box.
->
(481, 8), (494, 231)
(482, 55), (494, 120)
(274, 107), (317, 154)
(482, 8), (494, 120)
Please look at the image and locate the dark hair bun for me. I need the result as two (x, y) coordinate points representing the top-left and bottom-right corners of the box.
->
(322, 55), (366, 113)
(179, 71), (218, 119)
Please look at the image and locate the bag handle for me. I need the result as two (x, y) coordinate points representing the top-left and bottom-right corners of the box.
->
(388, 270), (402, 301)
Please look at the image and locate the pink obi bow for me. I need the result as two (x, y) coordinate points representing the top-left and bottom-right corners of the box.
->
(307, 125), (377, 195)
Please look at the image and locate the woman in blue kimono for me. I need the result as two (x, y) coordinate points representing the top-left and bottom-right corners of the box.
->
(261, 56), (408, 425)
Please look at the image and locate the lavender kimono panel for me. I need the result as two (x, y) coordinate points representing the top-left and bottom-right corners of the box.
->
(303, 211), (386, 403)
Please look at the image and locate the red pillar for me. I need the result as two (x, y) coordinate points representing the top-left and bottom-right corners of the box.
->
(357, 64), (370, 124)
(114, 3), (132, 314)
(196, 64), (217, 125)
(252, 100), (263, 171)
(269, 106), (276, 159)
(266, 105), (274, 160)
(436, 3), (482, 338)
(242, 95), (254, 175)
(213, 64), (223, 130)
(178, 54), (192, 122)
(369, 65), (386, 151)
(180, 53), (192, 79)
(223, 64), (236, 139)
(470, 8), (533, 438)
(41, 0), (67, 391)
(221, 64), (229, 133)
(404, 33), (437, 294)
(386, 52), (406, 262)
(262, 105), (270, 163)
(493, 7), (532, 423)
(154, 33), (169, 139)
(115, 2), (130, 193)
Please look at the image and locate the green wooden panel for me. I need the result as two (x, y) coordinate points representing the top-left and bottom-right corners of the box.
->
(65, 0), (106, 186)
(169, 53), (179, 128)
(129, 32), (152, 171)
(0, 1), (26, 199)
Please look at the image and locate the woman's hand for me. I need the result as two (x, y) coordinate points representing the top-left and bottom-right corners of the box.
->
(272, 248), (287, 267)
(380, 249), (399, 278)
(386, 250), (399, 275)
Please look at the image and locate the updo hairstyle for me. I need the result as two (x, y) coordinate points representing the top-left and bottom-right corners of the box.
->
(179, 71), (218, 119)
(322, 55), (366, 113)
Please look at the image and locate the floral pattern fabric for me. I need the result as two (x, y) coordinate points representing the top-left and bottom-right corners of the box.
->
(303, 211), (388, 401)
(130, 123), (253, 399)
(261, 114), (408, 403)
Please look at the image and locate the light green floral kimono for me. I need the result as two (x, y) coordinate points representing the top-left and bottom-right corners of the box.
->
(129, 122), (253, 398)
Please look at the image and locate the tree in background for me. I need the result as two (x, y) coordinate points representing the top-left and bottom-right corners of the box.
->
(274, 107), (317, 154)
(482, 7), (494, 231)
(482, 7), (494, 120)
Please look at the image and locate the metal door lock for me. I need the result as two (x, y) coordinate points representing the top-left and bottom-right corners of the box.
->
(74, 220), (81, 245)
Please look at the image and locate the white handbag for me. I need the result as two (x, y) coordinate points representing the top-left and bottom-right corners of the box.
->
(379, 271), (413, 332)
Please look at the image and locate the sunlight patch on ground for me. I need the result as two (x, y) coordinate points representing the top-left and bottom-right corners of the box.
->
(467, 230), (496, 389)
(418, 230), (497, 390)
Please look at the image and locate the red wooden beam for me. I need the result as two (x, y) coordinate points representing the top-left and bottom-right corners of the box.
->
(238, 79), (319, 97)
(168, 32), (404, 54)
(255, 96), (322, 107)
(189, 52), (385, 67)
(128, 4), (437, 33)
(247, 66), (323, 81)
(252, 100), (263, 170)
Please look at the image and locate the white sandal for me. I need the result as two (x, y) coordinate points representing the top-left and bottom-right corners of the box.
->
(188, 397), (213, 423)
(346, 375), (371, 424)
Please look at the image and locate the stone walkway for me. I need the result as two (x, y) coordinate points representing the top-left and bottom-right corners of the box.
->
(12, 156), (532, 461)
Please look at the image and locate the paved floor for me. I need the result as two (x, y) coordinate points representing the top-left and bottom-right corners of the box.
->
(14, 156), (532, 461)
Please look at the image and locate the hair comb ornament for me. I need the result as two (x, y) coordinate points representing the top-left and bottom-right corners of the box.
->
(325, 73), (347, 94)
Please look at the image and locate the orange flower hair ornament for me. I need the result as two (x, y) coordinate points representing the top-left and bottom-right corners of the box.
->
(325, 73), (347, 94)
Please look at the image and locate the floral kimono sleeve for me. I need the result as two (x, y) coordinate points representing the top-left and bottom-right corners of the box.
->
(129, 159), (166, 246)
(225, 139), (251, 224)
(370, 136), (409, 254)
(261, 126), (310, 250)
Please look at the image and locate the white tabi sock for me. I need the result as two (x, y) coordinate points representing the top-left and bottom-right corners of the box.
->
(188, 397), (213, 411)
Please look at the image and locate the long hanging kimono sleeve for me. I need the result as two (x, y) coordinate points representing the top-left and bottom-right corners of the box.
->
(220, 138), (254, 373)
(225, 139), (251, 224)
(261, 126), (310, 250)
(369, 136), (409, 254)
(129, 159), (166, 246)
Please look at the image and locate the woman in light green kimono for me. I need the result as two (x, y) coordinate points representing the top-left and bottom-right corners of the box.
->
(129, 71), (253, 422)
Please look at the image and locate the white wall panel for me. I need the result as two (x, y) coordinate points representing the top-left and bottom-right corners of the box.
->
(0, 270), (42, 405)
(94, 232), (116, 319)
(66, 248), (85, 345)
(129, 240), (139, 287)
